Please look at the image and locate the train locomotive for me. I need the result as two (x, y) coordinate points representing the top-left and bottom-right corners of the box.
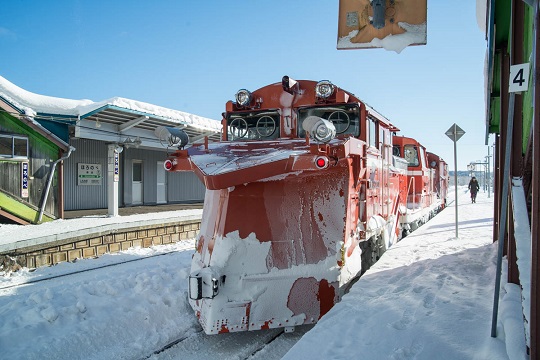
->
(163, 77), (448, 334)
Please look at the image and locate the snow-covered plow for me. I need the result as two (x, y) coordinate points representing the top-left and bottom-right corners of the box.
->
(164, 77), (445, 334)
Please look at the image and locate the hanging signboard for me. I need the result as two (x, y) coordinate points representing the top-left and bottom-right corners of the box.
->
(21, 162), (29, 198)
(337, 0), (427, 53)
(78, 163), (102, 186)
(114, 152), (119, 182)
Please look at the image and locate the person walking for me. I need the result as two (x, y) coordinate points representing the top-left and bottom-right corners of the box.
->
(468, 176), (480, 203)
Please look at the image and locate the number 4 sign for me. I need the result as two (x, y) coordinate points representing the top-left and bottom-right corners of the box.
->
(509, 63), (530, 93)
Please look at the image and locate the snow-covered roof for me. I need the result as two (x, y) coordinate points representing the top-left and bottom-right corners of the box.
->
(0, 75), (222, 135)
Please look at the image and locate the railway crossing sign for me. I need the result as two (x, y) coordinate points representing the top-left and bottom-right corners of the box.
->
(445, 123), (465, 239)
(445, 123), (466, 142)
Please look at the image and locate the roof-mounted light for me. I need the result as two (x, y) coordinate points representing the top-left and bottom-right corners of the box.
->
(315, 80), (335, 99)
(235, 89), (252, 107)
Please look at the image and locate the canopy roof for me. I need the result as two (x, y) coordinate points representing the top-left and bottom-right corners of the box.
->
(0, 76), (222, 148)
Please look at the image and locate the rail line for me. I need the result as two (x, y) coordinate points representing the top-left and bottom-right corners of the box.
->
(0, 249), (180, 291)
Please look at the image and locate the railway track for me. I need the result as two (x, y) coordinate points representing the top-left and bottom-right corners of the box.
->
(0, 242), (193, 291)
(145, 325), (313, 360)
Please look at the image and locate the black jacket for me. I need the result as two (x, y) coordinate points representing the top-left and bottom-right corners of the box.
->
(468, 179), (480, 193)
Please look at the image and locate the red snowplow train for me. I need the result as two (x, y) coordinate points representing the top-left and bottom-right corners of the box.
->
(164, 77), (448, 334)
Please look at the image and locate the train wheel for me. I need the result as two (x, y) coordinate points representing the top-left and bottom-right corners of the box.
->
(373, 235), (386, 263)
(359, 235), (386, 275)
(359, 239), (372, 275)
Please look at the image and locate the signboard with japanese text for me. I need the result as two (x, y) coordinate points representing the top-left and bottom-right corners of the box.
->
(78, 163), (102, 186)
(21, 162), (29, 197)
(114, 152), (119, 182)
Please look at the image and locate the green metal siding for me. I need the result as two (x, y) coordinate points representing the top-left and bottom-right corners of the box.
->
(0, 112), (61, 223)
(521, 5), (534, 154)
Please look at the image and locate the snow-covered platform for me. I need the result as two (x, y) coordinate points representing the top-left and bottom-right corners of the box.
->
(284, 188), (523, 360)
(0, 209), (203, 253)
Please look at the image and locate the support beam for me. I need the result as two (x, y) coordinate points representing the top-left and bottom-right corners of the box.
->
(118, 115), (149, 132)
(107, 144), (122, 217)
(530, 4), (540, 358)
(189, 131), (220, 143)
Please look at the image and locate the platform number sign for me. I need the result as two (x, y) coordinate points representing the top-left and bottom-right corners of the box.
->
(509, 63), (530, 93)
(21, 162), (29, 198)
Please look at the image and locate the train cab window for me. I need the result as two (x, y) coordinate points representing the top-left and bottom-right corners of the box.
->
(226, 111), (280, 141)
(297, 104), (359, 138)
(393, 145), (401, 157)
(368, 118), (376, 147)
(403, 145), (419, 166)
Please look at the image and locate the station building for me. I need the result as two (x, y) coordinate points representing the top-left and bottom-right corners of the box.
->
(0, 76), (221, 224)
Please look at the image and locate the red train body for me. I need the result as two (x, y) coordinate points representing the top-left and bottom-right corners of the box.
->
(164, 77), (448, 334)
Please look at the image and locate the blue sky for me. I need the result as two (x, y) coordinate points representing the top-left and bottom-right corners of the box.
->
(0, 0), (488, 171)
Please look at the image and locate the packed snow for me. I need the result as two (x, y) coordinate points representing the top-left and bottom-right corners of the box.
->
(0, 188), (527, 359)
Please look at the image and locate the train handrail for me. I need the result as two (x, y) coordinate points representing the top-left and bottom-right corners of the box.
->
(407, 176), (416, 209)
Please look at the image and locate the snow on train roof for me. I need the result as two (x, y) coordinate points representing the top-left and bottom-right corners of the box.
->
(0, 75), (221, 132)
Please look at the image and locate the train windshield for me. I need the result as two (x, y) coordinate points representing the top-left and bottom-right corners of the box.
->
(297, 104), (360, 138)
(226, 110), (280, 141)
(403, 144), (420, 166)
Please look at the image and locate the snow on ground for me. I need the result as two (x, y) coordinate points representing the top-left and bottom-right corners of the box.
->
(285, 188), (524, 360)
(0, 188), (526, 359)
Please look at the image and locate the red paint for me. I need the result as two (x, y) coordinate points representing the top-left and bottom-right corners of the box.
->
(317, 279), (337, 317)
(218, 325), (230, 334)
(260, 321), (271, 330)
(287, 277), (321, 321)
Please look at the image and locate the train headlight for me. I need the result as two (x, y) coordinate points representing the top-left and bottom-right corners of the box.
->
(155, 126), (190, 149)
(235, 89), (252, 107)
(189, 268), (220, 300)
(302, 116), (336, 143)
(315, 80), (335, 99)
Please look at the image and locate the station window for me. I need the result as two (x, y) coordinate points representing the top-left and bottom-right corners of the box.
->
(0, 134), (28, 159)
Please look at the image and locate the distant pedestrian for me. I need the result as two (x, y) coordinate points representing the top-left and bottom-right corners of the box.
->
(468, 177), (480, 203)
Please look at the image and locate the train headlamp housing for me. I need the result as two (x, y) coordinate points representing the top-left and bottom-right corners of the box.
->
(302, 116), (336, 143)
(235, 89), (252, 107)
(315, 80), (335, 99)
(189, 268), (220, 300)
